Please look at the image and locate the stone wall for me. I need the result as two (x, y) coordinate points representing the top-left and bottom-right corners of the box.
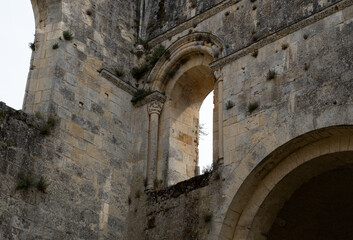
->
(149, 0), (342, 52)
(136, 2), (353, 239)
(1, 0), (138, 239)
(128, 167), (226, 240)
(1, 0), (353, 239)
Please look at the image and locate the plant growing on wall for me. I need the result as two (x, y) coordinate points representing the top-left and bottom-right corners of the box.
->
(203, 212), (213, 223)
(131, 88), (152, 105)
(36, 176), (50, 193)
(16, 172), (50, 193)
(16, 172), (35, 190)
(52, 43), (59, 50)
(40, 117), (57, 135)
(266, 69), (276, 80)
(114, 68), (125, 77)
(226, 100), (235, 110)
(131, 44), (166, 80)
(63, 30), (74, 41)
(29, 42), (35, 51)
(248, 101), (259, 113)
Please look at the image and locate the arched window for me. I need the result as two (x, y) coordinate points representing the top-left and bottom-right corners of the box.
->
(148, 33), (226, 186)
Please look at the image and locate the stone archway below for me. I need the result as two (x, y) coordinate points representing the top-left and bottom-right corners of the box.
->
(268, 165), (353, 240)
(218, 126), (353, 240)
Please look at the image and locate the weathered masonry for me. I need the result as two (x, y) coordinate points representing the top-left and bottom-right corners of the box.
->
(0, 0), (353, 239)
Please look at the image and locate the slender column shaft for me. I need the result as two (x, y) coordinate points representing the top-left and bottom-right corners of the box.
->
(217, 79), (224, 162)
(147, 101), (163, 189)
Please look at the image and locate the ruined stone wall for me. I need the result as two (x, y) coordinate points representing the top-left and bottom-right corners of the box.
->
(139, 1), (353, 239)
(1, 0), (139, 239)
(149, 0), (342, 50)
(147, 0), (223, 38)
(1, 0), (353, 239)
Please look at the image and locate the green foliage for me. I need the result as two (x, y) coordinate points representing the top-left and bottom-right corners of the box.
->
(248, 101), (259, 113)
(40, 117), (56, 135)
(29, 42), (35, 51)
(114, 68), (125, 77)
(16, 172), (50, 193)
(52, 43), (59, 50)
(47, 117), (56, 128)
(131, 64), (150, 80)
(131, 89), (152, 105)
(40, 125), (51, 135)
(16, 172), (35, 190)
(225, 100), (235, 110)
(203, 212), (213, 223)
(266, 69), (276, 80)
(63, 30), (74, 41)
(36, 176), (50, 193)
(135, 190), (141, 199)
(131, 45), (166, 80)
(147, 45), (166, 67)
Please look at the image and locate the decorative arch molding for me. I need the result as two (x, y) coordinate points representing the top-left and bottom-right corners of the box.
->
(219, 125), (353, 240)
(147, 32), (227, 91)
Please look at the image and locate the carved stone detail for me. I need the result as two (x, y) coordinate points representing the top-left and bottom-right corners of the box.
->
(148, 101), (164, 115)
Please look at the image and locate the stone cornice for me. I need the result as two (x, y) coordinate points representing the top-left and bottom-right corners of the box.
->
(134, 91), (167, 108)
(210, 0), (351, 70)
(99, 69), (136, 95)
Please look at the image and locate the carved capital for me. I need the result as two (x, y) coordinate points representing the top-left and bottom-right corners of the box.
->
(148, 101), (163, 115)
(214, 69), (223, 83)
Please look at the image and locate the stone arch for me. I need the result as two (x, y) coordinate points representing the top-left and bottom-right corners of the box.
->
(147, 32), (226, 91)
(31, 0), (62, 30)
(24, 0), (63, 114)
(219, 125), (353, 240)
(148, 33), (226, 186)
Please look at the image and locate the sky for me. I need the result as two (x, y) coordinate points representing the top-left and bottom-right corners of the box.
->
(0, 2), (35, 110)
(0, 2), (213, 171)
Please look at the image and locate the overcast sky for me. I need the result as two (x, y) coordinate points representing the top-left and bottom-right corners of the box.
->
(0, 2), (35, 110)
(0, 2), (213, 170)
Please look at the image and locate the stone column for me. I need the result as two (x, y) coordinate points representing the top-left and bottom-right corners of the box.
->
(215, 70), (224, 163)
(147, 100), (163, 189)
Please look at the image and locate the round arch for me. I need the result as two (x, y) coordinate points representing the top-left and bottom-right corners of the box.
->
(149, 33), (226, 186)
(147, 32), (227, 91)
(219, 125), (353, 240)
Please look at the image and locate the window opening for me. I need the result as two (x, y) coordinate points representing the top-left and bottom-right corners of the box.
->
(199, 91), (214, 174)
